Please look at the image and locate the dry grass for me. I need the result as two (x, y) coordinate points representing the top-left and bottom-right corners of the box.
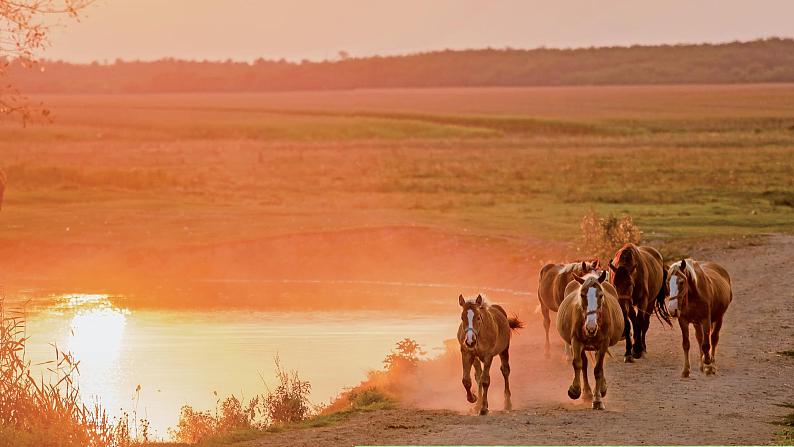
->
(0, 86), (792, 293)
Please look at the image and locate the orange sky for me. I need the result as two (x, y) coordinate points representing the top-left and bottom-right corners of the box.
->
(44, 0), (794, 63)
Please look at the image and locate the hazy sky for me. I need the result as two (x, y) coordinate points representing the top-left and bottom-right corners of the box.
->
(44, 0), (794, 63)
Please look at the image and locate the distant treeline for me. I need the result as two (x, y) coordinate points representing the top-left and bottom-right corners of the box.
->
(10, 38), (794, 93)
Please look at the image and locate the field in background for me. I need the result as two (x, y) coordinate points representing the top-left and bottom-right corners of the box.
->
(0, 84), (792, 299)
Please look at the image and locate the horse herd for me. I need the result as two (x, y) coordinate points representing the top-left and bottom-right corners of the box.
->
(457, 243), (733, 414)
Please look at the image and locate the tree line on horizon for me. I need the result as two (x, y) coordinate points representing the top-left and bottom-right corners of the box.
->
(9, 38), (794, 93)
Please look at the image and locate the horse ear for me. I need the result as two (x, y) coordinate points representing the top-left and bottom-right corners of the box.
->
(592, 260), (599, 269)
(475, 294), (483, 306)
(608, 260), (617, 272)
(598, 270), (607, 283)
(573, 273), (585, 284)
(581, 261), (587, 271)
(458, 294), (465, 306)
(680, 259), (686, 271)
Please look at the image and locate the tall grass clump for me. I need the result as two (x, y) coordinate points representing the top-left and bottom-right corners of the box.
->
(170, 355), (314, 444)
(0, 297), (146, 447)
(579, 210), (642, 261)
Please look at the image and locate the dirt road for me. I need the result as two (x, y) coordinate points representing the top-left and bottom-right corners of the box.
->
(241, 234), (794, 446)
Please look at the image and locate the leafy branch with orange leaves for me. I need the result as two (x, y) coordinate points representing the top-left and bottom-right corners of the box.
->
(0, 0), (92, 123)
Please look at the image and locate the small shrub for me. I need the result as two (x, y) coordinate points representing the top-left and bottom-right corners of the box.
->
(383, 338), (426, 372)
(347, 388), (391, 410)
(171, 355), (314, 443)
(579, 210), (642, 261)
(262, 356), (312, 425)
(171, 405), (217, 444)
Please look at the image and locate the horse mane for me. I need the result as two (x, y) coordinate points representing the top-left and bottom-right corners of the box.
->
(569, 273), (604, 310)
(668, 258), (699, 285)
(615, 243), (638, 265)
(559, 262), (579, 274)
(462, 294), (491, 308)
(559, 259), (597, 274)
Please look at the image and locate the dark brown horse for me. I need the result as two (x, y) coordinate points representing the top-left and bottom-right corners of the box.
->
(556, 271), (624, 410)
(609, 243), (667, 362)
(664, 259), (732, 377)
(537, 260), (599, 357)
(458, 294), (523, 415)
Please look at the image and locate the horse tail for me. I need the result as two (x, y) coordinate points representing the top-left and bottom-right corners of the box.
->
(653, 268), (673, 327)
(508, 315), (525, 332)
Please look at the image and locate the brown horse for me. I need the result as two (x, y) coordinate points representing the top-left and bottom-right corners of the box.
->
(458, 294), (524, 415)
(537, 260), (599, 357)
(608, 243), (667, 362)
(556, 271), (623, 410)
(664, 259), (732, 377)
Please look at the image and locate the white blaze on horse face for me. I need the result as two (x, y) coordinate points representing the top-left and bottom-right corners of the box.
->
(669, 276), (679, 297)
(466, 309), (475, 345)
(585, 287), (598, 330)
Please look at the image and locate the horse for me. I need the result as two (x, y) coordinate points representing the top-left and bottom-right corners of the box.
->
(537, 260), (599, 357)
(458, 294), (524, 415)
(664, 259), (732, 377)
(556, 271), (623, 410)
(608, 243), (668, 362)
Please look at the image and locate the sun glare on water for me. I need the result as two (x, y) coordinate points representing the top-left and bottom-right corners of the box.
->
(61, 294), (129, 409)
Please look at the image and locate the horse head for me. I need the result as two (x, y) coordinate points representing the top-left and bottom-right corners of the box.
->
(665, 259), (694, 318)
(573, 270), (608, 337)
(458, 294), (485, 348)
(609, 259), (636, 302)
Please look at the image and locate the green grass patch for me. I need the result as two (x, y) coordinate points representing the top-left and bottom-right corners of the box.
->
(774, 403), (794, 445)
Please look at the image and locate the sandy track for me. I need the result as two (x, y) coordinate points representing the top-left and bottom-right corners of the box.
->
(241, 235), (794, 446)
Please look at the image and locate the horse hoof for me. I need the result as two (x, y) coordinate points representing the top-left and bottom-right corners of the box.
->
(632, 350), (643, 359)
(681, 370), (690, 379)
(479, 407), (489, 416)
(624, 355), (634, 363)
(466, 394), (477, 403)
(567, 386), (581, 400)
(704, 365), (716, 376)
(592, 401), (605, 410)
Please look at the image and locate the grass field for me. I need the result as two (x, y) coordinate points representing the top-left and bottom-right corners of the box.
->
(0, 85), (793, 287)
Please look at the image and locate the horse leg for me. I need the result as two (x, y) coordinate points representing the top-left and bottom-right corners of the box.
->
(592, 347), (607, 410)
(621, 301), (633, 363)
(474, 358), (483, 405)
(700, 317), (715, 375)
(461, 350), (477, 403)
(710, 315), (723, 372)
(499, 348), (512, 411)
(568, 340), (584, 400)
(541, 304), (551, 359)
(581, 350), (593, 400)
(694, 321), (705, 373)
(479, 356), (493, 415)
(641, 303), (653, 353)
(679, 318), (691, 378)
(632, 307), (644, 359)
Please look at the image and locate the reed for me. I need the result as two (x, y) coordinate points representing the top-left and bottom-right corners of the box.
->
(0, 297), (148, 447)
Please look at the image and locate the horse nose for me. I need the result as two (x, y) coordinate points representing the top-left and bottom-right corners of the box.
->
(585, 323), (598, 335)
